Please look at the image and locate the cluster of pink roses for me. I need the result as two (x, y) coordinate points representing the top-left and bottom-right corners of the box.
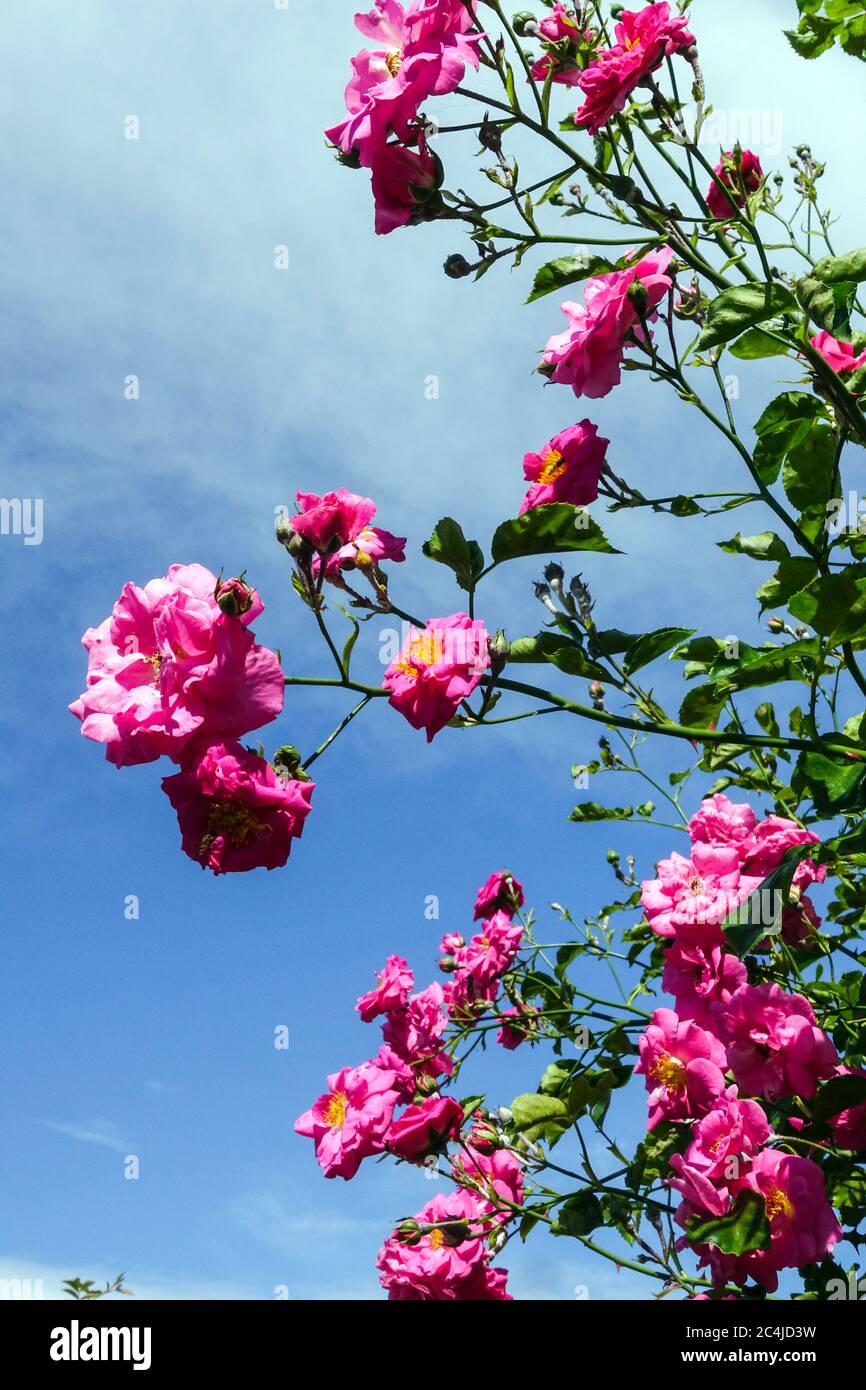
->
(636, 793), (857, 1292)
(285, 486), (494, 742)
(70, 564), (314, 874)
(572, 2), (695, 133)
(296, 870), (528, 1299)
(325, 0), (482, 234)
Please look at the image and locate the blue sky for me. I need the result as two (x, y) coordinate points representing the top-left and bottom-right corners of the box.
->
(0, 0), (864, 1300)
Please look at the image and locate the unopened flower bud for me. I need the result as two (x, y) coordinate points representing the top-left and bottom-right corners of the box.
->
(272, 745), (311, 782)
(589, 681), (605, 702)
(544, 561), (565, 591)
(438, 954), (457, 974)
(511, 12), (538, 37)
(767, 616), (784, 634)
(396, 1219), (422, 1246)
(534, 581), (557, 615)
(627, 278), (650, 315)
(478, 117), (502, 154)
(489, 628), (510, 664)
(214, 575), (255, 618)
(284, 528), (313, 563)
(443, 253), (472, 279)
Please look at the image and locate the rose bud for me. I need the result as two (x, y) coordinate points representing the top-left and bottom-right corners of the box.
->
(215, 575), (255, 618)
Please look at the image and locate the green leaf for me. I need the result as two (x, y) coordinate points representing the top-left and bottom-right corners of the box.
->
(622, 626), (695, 675)
(627, 1121), (689, 1190)
(507, 632), (582, 664)
(686, 1190), (771, 1255)
(813, 1072), (866, 1123)
(679, 683), (725, 729)
(781, 421), (837, 534)
(546, 645), (610, 680)
(788, 566), (866, 641)
(590, 628), (640, 657)
(490, 504), (619, 565)
(752, 392), (828, 486)
(509, 1092), (570, 1143)
(718, 532), (791, 562)
(551, 1192), (604, 1238)
(526, 253), (615, 303)
(756, 558), (818, 612)
(813, 246), (866, 284)
(792, 749), (866, 816)
(796, 273), (856, 337)
(728, 327), (792, 360)
(569, 802), (638, 822)
(422, 517), (485, 591)
(696, 284), (798, 351)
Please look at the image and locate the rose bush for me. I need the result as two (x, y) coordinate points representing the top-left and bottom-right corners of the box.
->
(73, 2), (866, 1300)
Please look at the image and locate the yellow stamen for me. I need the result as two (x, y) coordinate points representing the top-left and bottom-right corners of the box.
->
(537, 448), (568, 485)
(765, 1186), (794, 1222)
(395, 631), (444, 679)
(148, 652), (164, 683)
(428, 1228), (445, 1249)
(648, 1053), (686, 1093)
(323, 1091), (348, 1129)
(385, 49), (402, 77)
(199, 800), (265, 856)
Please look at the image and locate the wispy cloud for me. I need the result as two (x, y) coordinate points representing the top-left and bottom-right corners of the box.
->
(39, 1119), (132, 1155)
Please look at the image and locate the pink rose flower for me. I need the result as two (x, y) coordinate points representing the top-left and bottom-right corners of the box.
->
(739, 814), (822, 881)
(810, 331), (866, 375)
(369, 132), (441, 235)
(473, 870), (525, 920)
(289, 488), (376, 553)
(520, 420), (609, 512)
(325, 0), (482, 166)
(687, 793), (757, 849)
(661, 940), (747, 1027)
(635, 1008), (728, 1130)
(440, 932), (465, 954)
(641, 843), (762, 945)
(675, 1087), (772, 1184)
(356, 955), (415, 1022)
(161, 740), (314, 874)
(829, 1069), (866, 1151)
(706, 148), (764, 219)
(747, 1149), (843, 1270)
(698, 1151), (843, 1293)
(575, 3), (696, 133)
(496, 1004), (539, 1050)
(70, 564), (284, 767)
(382, 981), (453, 1080)
(376, 1189), (492, 1300)
(540, 248), (675, 398)
(383, 613), (490, 741)
(385, 1095), (464, 1158)
(295, 1057), (404, 1179)
(454, 911), (524, 992)
(716, 982), (838, 1102)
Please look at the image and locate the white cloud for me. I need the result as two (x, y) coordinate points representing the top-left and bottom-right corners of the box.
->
(38, 1119), (133, 1156)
